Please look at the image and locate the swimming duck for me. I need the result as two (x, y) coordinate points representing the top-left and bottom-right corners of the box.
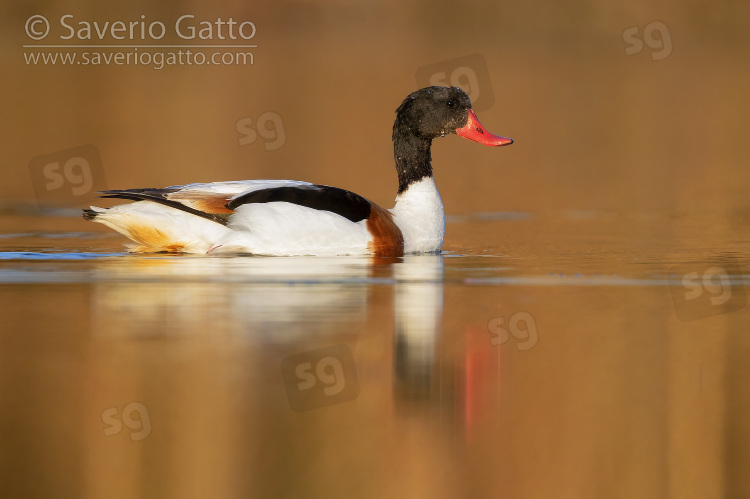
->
(83, 86), (513, 256)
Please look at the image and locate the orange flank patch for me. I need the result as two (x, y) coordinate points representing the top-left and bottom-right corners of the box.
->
(168, 192), (234, 214)
(163, 243), (187, 252)
(126, 222), (185, 253)
(366, 202), (404, 257)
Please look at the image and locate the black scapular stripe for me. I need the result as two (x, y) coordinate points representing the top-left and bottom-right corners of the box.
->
(97, 190), (230, 226)
(100, 188), (179, 198)
(227, 185), (372, 223)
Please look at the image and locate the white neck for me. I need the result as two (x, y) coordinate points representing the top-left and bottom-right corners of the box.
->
(390, 177), (445, 254)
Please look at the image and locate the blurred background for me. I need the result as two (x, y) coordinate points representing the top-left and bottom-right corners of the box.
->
(2, 0), (748, 216)
(2, 0), (750, 498)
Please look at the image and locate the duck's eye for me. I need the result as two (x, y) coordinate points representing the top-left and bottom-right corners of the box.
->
(446, 100), (455, 108)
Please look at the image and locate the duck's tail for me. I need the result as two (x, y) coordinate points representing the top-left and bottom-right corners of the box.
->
(82, 207), (100, 221)
(81, 202), (230, 253)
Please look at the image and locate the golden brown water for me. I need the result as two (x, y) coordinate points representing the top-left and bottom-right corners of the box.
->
(2, 211), (750, 498)
(2, 0), (750, 497)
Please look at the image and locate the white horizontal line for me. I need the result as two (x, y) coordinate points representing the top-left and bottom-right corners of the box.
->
(23, 45), (257, 48)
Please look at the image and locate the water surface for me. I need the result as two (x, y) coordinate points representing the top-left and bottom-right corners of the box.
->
(1, 210), (749, 498)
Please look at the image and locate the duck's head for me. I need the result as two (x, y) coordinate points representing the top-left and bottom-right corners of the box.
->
(393, 86), (513, 146)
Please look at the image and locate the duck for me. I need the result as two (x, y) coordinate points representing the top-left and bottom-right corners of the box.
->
(83, 86), (513, 256)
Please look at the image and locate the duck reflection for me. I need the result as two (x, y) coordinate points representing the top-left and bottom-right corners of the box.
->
(89, 254), (468, 413)
(90, 254), (447, 347)
(393, 255), (444, 402)
(89, 253), (452, 406)
(90, 254), (453, 396)
(90, 255), (376, 342)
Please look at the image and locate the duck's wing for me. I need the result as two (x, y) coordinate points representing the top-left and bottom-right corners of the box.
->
(93, 180), (317, 225)
(93, 180), (372, 224)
